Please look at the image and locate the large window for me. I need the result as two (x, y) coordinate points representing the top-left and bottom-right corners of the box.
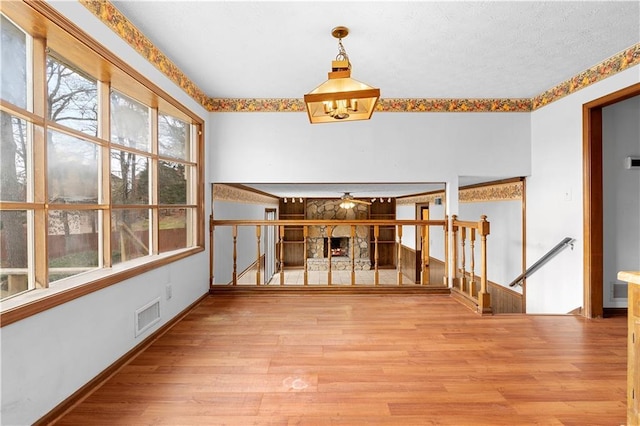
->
(0, 5), (203, 315)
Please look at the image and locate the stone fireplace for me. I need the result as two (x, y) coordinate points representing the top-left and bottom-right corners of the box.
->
(305, 199), (371, 271)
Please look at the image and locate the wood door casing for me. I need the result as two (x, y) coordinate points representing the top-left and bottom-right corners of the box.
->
(583, 83), (640, 318)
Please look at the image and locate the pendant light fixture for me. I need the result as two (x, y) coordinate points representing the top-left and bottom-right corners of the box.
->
(304, 26), (380, 124)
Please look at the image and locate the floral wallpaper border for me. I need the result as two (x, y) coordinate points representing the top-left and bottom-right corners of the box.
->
(79, 0), (210, 106)
(397, 181), (523, 205)
(213, 184), (279, 206)
(459, 181), (523, 203)
(397, 193), (445, 206)
(82, 1), (639, 114)
(532, 44), (640, 109)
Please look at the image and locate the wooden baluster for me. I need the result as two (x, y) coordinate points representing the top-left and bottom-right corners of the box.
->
(421, 223), (428, 285)
(460, 227), (467, 292)
(451, 215), (458, 289)
(256, 225), (261, 286)
(374, 225), (380, 286)
(232, 225), (238, 285)
(470, 228), (476, 297)
(350, 225), (356, 286)
(397, 225), (403, 285)
(443, 215), (449, 286)
(279, 225), (285, 285)
(303, 225), (308, 286)
(327, 226), (332, 286)
(478, 215), (491, 314)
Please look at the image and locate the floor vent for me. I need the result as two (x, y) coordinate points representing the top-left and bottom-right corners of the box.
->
(135, 298), (161, 337)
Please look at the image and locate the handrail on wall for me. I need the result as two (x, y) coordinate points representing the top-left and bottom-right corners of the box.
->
(509, 237), (575, 287)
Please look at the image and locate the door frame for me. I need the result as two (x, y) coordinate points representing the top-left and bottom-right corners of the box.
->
(583, 82), (640, 318)
(415, 203), (430, 283)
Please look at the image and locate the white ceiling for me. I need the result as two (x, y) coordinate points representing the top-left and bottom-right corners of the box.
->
(108, 1), (639, 199)
(111, 1), (639, 99)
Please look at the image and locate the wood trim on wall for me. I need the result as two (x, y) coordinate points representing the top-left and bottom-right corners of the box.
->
(428, 257), (446, 287)
(583, 83), (640, 319)
(488, 281), (524, 314)
(400, 245), (417, 283)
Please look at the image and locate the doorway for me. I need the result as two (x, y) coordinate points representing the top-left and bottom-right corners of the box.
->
(583, 82), (640, 318)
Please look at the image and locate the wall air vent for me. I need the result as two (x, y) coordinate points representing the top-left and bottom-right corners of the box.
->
(612, 282), (628, 300)
(135, 298), (161, 337)
(625, 156), (640, 169)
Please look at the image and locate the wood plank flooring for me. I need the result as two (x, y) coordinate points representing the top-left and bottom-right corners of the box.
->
(57, 294), (627, 425)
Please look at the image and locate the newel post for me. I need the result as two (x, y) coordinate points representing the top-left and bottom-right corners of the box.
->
(256, 225), (261, 285)
(443, 215), (449, 286)
(478, 215), (492, 314)
(303, 226), (308, 286)
(279, 225), (285, 285)
(451, 215), (459, 289)
(397, 224), (403, 285)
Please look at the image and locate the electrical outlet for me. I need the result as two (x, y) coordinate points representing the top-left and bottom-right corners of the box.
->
(166, 284), (172, 300)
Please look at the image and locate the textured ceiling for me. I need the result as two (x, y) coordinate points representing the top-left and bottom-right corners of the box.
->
(111, 1), (639, 99)
(105, 1), (638, 198)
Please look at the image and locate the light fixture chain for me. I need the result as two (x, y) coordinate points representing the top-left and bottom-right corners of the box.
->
(335, 39), (351, 68)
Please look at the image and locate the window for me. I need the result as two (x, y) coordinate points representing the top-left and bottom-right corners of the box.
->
(1, 14), (32, 299)
(0, 4), (203, 320)
(47, 54), (98, 136)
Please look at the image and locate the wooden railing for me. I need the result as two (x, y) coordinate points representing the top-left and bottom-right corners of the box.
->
(211, 219), (444, 286)
(448, 215), (492, 314)
(210, 216), (491, 313)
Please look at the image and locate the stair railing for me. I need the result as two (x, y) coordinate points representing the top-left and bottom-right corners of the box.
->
(449, 215), (492, 314)
(508, 237), (574, 287)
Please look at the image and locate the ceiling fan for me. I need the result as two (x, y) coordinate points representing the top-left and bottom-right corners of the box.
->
(339, 192), (371, 208)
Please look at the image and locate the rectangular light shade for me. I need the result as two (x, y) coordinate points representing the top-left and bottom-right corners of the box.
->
(304, 73), (380, 124)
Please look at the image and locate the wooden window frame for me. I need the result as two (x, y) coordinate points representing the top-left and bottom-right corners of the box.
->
(0, 2), (205, 327)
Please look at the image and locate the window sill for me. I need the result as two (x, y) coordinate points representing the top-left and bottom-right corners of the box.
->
(0, 246), (204, 327)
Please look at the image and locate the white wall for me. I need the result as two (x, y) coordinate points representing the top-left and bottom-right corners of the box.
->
(210, 112), (531, 184)
(1, 3), (211, 424)
(396, 203), (417, 249)
(459, 200), (523, 290)
(602, 95), (640, 308)
(527, 66), (639, 314)
(428, 203), (447, 261)
(213, 200), (277, 284)
(1, 255), (207, 424)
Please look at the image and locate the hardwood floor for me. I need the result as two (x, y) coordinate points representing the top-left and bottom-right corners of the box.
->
(57, 294), (627, 425)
